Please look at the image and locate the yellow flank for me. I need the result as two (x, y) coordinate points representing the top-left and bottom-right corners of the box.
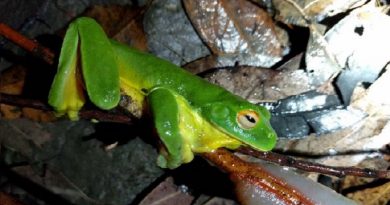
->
(177, 95), (242, 163)
(60, 60), (85, 120)
(119, 77), (146, 118)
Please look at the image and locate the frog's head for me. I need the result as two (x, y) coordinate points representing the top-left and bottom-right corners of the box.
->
(201, 100), (277, 151)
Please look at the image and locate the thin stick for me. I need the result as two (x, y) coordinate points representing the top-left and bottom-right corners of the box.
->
(0, 23), (54, 64)
(0, 93), (133, 125)
(238, 147), (390, 179)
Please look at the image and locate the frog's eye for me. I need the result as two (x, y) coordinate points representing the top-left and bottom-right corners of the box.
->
(237, 110), (259, 129)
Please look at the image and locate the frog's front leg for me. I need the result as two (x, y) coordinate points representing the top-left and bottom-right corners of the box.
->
(147, 88), (194, 169)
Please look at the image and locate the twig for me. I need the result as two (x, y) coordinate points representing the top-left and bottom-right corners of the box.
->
(0, 22), (54, 64)
(0, 93), (51, 111)
(238, 147), (390, 179)
(0, 93), (133, 125)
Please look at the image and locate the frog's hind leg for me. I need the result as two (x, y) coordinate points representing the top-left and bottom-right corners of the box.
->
(147, 88), (192, 169)
(48, 20), (85, 120)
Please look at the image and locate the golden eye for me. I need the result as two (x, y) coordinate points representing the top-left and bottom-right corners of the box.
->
(237, 110), (259, 129)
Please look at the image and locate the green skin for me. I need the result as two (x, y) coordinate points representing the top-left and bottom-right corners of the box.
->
(48, 17), (277, 169)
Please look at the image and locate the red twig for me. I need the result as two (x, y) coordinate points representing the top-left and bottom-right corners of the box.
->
(0, 23), (54, 64)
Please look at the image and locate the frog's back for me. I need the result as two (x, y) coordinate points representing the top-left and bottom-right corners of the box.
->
(112, 41), (242, 106)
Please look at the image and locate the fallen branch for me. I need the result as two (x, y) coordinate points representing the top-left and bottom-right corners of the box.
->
(0, 93), (133, 125)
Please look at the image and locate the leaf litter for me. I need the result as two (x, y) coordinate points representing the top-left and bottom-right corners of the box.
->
(1, 0), (390, 204)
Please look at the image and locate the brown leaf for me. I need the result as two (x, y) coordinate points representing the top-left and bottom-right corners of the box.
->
(84, 5), (148, 51)
(21, 107), (56, 122)
(139, 177), (194, 205)
(0, 65), (26, 95)
(341, 158), (390, 205)
(272, 0), (367, 26)
(0, 65), (55, 121)
(204, 66), (277, 102)
(202, 197), (237, 205)
(183, 55), (219, 74)
(0, 65), (25, 119)
(0, 192), (25, 205)
(183, 0), (288, 67)
(5, 119), (52, 149)
(347, 182), (390, 205)
(202, 54), (315, 103)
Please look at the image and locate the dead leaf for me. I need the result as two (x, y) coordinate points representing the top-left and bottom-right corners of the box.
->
(0, 65), (26, 95)
(340, 158), (390, 205)
(144, 0), (210, 66)
(0, 192), (25, 205)
(306, 4), (390, 88)
(202, 197), (237, 205)
(11, 165), (101, 204)
(139, 177), (194, 205)
(3, 119), (52, 149)
(204, 66), (276, 103)
(0, 65), (55, 121)
(347, 182), (390, 205)
(183, 0), (288, 67)
(84, 5), (148, 51)
(183, 55), (219, 74)
(203, 54), (315, 103)
(0, 65), (25, 119)
(272, 0), (367, 26)
(20, 107), (55, 122)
